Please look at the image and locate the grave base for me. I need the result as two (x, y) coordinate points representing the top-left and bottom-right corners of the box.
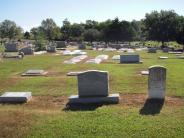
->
(120, 61), (143, 64)
(21, 72), (48, 76)
(0, 92), (32, 103)
(69, 93), (119, 104)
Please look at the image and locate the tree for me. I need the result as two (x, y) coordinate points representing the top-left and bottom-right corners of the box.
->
(61, 18), (71, 40)
(24, 31), (30, 39)
(30, 27), (46, 51)
(41, 18), (61, 41)
(70, 23), (84, 40)
(144, 10), (179, 47)
(176, 16), (184, 51)
(103, 18), (134, 43)
(83, 29), (101, 43)
(0, 20), (23, 40)
(131, 20), (143, 41)
(85, 20), (98, 29)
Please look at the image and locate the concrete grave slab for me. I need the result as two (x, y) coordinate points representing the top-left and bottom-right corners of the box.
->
(22, 70), (48, 76)
(0, 92), (32, 103)
(112, 55), (120, 60)
(159, 56), (168, 59)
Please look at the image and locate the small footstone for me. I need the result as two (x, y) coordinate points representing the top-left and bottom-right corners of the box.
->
(0, 92), (32, 103)
(159, 56), (168, 59)
(141, 71), (149, 75)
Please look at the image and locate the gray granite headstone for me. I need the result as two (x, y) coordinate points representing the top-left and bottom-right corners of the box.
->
(78, 70), (109, 97)
(5, 43), (18, 52)
(162, 48), (169, 53)
(56, 41), (66, 48)
(69, 70), (119, 104)
(78, 44), (86, 49)
(0, 92), (32, 103)
(148, 48), (157, 53)
(120, 54), (140, 63)
(148, 65), (166, 99)
(47, 46), (56, 52)
(19, 46), (34, 55)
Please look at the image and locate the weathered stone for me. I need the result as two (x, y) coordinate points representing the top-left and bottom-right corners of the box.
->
(148, 65), (166, 99)
(120, 54), (141, 63)
(0, 92), (32, 103)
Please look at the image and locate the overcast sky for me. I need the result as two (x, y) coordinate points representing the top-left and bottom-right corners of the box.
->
(0, 0), (183, 31)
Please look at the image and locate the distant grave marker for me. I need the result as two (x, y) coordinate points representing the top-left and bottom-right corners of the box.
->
(120, 54), (142, 63)
(148, 48), (157, 53)
(22, 69), (48, 76)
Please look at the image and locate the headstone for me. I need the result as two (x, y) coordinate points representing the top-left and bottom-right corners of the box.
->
(148, 48), (157, 53)
(0, 92), (32, 103)
(148, 65), (166, 99)
(19, 46), (34, 55)
(5, 43), (18, 52)
(120, 54), (141, 63)
(56, 41), (66, 48)
(78, 44), (86, 49)
(69, 70), (119, 104)
(162, 48), (169, 53)
(47, 46), (56, 53)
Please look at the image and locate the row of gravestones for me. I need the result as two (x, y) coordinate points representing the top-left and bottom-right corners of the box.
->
(0, 65), (166, 104)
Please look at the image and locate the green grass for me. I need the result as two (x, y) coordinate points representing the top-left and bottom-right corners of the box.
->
(0, 50), (184, 138)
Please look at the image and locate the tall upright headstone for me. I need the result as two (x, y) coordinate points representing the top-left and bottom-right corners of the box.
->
(69, 70), (119, 104)
(148, 65), (166, 99)
(78, 70), (109, 97)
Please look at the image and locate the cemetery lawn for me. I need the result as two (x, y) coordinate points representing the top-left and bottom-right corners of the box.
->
(0, 50), (184, 138)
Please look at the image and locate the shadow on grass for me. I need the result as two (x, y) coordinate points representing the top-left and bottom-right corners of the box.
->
(139, 99), (165, 115)
(63, 102), (107, 111)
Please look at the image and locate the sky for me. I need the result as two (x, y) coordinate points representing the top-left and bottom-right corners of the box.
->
(0, 0), (184, 31)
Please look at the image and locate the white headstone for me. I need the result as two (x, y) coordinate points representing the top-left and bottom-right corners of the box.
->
(148, 65), (166, 99)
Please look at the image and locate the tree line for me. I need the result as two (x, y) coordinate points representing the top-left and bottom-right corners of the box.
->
(0, 10), (184, 49)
